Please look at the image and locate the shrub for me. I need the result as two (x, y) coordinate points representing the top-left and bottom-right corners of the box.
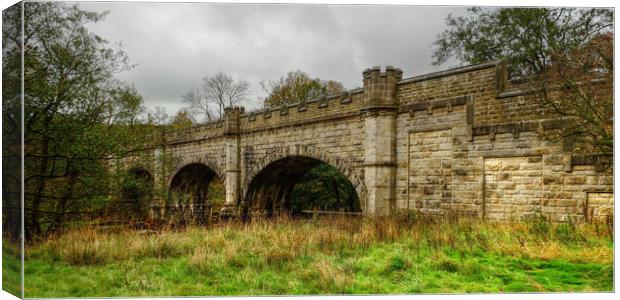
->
(529, 215), (551, 238)
(554, 222), (578, 244)
(143, 237), (180, 259)
(393, 208), (417, 227)
(387, 254), (409, 272)
(51, 228), (110, 265)
(436, 258), (459, 273)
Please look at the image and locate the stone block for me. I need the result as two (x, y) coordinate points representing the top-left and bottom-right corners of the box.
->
(543, 176), (563, 185)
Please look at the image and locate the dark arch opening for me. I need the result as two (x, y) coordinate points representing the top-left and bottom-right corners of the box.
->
(245, 156), (361, 218)
(121, 167), (154, 220)
(168, 163), (224, 224)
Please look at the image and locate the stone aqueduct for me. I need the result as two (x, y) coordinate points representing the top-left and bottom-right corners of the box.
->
(126, 61), (613, 222)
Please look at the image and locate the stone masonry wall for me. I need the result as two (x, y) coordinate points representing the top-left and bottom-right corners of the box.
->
(145, 60), (613, 222)
(394, 61), (612, 222)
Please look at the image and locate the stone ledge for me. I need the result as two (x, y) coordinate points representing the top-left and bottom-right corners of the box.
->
(397, 60), (501, 85)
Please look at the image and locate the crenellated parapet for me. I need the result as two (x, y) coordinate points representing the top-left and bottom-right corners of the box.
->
(145, 60), (612, 222)
(362, 66), (403, 111)
(164, 120), (224, 145)
(239, 88), (363, 132)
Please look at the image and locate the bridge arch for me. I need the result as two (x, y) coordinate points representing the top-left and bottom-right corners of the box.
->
(121, 166), (155, 218)
(167, 155), (225, 188)
(242, 148), (366, 216)
(167, 156), (226, 223)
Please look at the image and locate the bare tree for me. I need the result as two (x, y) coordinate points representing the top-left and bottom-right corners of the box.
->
(183, 73), (249, 121)
(181, 84), (211, 121)
(204, 72), (250, 118)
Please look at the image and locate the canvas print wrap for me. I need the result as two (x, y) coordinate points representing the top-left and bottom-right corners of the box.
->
(1, 1), (614, 297)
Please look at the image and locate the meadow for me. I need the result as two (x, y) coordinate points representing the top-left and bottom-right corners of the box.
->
(13, 213), (614, 297)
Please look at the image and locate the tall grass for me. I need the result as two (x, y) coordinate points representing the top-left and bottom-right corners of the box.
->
(27, 212), (613, 268)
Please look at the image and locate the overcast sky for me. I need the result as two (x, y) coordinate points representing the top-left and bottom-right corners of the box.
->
(77, 2), (468, 120)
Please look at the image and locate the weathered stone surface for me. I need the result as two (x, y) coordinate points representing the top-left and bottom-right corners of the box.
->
(586, 192), (613, 222)
(130, 62), (611, 222)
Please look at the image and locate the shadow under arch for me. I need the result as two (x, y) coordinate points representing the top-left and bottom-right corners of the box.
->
(243, 155), (365, 218)
(167, 162), (225, 223)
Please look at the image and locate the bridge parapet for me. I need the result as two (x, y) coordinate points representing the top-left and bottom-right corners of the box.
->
(164, 120), (225, 144)
(238, 88), (365, 132)
(145, 61), (612, 222)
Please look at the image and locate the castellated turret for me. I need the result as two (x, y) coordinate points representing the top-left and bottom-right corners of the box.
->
(362, 66), (403, 109)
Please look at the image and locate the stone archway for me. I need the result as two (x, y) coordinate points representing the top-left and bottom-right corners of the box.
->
(168, 160), (225, 224)
(167, 155), (225, 188)
(243, 148), (367, 217)
(121, 166), (155, 220)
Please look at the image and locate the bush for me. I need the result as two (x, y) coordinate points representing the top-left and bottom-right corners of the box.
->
(51, 229), (110, 265)
(137, 236), (181, 259)
(555, 221), (578, 244)
(387, 254), (409, 272)
(437, 258), (459, 273)
(393, 208), (417, 227)
(529, 215), (551, 238)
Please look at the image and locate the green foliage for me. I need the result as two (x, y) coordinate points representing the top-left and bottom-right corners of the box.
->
(169, 109), (195, 130)
(289, 164), (360, 214)
(118, 169), (154, 220)
(436, 258), (459, 273)
(261, 71), (344, 108)
(23, 217), (613, 296)
(3, 3), (25, 241)
(432, 7), (613, 77)
(207, 179), (226, 210)
(433, 7), (613, 165)
(538, 33), (613, 158)
(2, 2), (150, 238)
(529, 215), (551, 239)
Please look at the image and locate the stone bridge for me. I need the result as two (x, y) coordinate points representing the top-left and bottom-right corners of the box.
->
(126, 61), (613, 222)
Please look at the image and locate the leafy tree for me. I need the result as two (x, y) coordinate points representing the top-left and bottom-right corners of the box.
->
(169, 109), (195, 130)
(538, 33), (613, 157)
(119, 169), (154, 222)
(3, 2), (148, 238)
(183, 72), (249, 121)
(432, 7), (613, 77)
(261, 71), (344, 107)
(2, 2), (23, 241)
(433, 7), (613, 169)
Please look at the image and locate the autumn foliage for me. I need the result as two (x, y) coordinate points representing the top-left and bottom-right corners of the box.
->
(538, 33), (613, 157)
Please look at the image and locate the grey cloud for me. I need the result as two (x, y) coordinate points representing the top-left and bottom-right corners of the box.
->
(77, 2), (468, 116)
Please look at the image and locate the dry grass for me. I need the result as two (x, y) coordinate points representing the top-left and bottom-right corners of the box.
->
(28, 212), (613, 268)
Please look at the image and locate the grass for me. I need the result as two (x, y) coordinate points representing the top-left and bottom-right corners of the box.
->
(2, 240), (22, 297)
(21, 213), (613, 297)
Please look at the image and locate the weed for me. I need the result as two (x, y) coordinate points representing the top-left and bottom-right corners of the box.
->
(387, 254), (409, 272)
(437, 258), (459, 273)
(555, 222), (577, 244)
(529, 215), (551, 239)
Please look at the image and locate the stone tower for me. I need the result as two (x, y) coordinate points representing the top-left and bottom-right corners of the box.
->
(361, 66), (402, 216)
(221, 106), (244, 216)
